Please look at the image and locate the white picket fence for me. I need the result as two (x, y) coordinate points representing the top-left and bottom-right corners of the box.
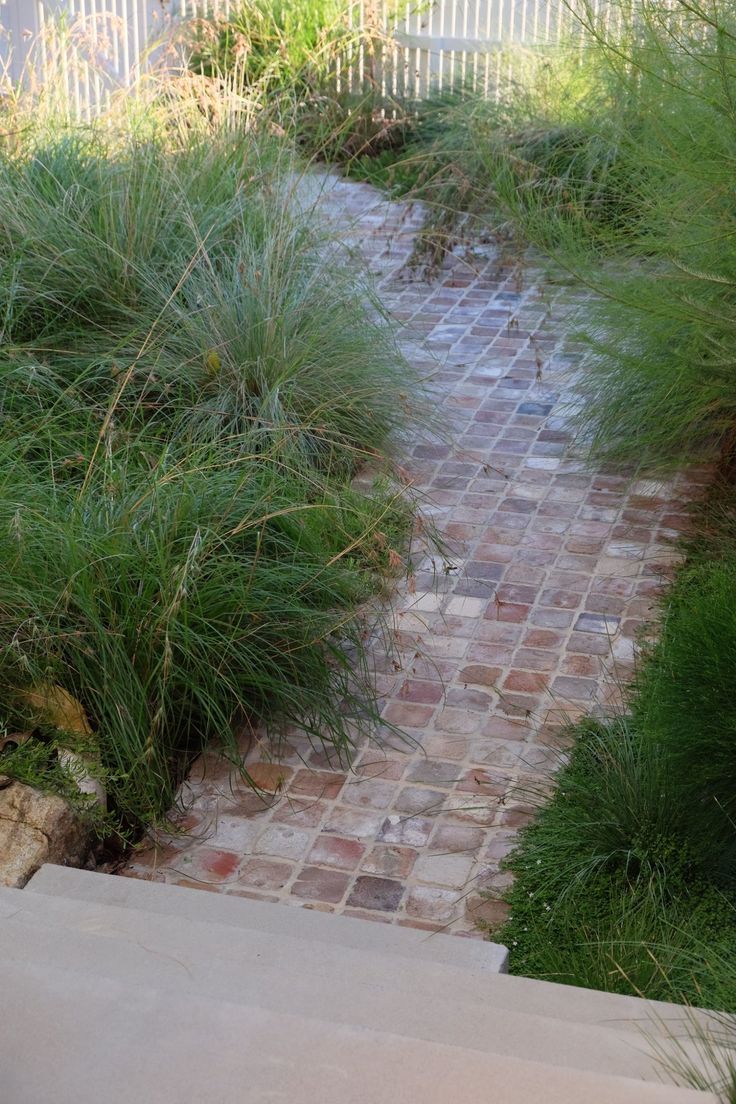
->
(367, 0), (577, 98)
(0, 0), (582, 108)
(0, 0), (173, 90)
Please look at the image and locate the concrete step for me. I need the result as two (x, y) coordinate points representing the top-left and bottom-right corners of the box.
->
(0, 939), (716, 1104)
(27, 862), (509, 973)
(0, 884), (696, 1083)
(27, 864), (712, 1042)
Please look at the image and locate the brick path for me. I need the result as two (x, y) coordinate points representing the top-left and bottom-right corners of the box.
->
(121, 176), (702, 934)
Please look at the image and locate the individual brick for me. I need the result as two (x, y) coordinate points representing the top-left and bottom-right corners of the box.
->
(465, 894), (510, 927)
(459, 664), (503, 686)
(513, 648), (558, 672)
(429, 824), (486, 854)
(341, 777), (398, 810)
(397, 679), (445, 704)
(347, 875), (405, 912)
(254, 824), (312, 861)
(405, 760), (460, 788)
(382, 702), (436, 727)
(393, 787), (447, 816)
(324, 806), (388, 840)
(406, 885), (463, 923)
(177, 848), (240, 884)
(445, 686), (495, 711)
(291, 866), (351, 904)
(237, 858), (294, 891)
(271, 799), (329, 829)
(289, 770), (347, 801)
(378, 814), (434, 847)
(573, 612), (621, 635)
(247, 762), (294, 794)
(306, 834), (365, 870)
(551, 675), (599, 701)
(360, 845), (418, 879)
(502, 670), (549, 694)
(413, 851), (476, 888)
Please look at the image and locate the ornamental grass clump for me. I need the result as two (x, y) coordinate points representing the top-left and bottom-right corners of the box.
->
(489, 0), (736, 1043)
(184, 0), (421, 167)
(0, 126), (413, 468)
(0, 67), (422, 835)
(0, 445), (407, 831)
(555, 0), (736, 474)
(187, 0), (359, 95)
(498, 716), (736, 1010)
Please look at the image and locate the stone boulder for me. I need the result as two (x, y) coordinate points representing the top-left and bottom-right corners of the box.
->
(0, 783), (89, 888)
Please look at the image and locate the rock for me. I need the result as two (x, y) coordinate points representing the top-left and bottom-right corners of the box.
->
(18, 685), (108, 810)
(20, 683), (93, 738)
(0, 783), (90, 888)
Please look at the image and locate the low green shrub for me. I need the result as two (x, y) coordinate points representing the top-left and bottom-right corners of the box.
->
(499, 718), (736, 1009)
(633, 560), (736, 882)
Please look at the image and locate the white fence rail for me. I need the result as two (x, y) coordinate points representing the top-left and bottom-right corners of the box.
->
(0, 0), (579, 107)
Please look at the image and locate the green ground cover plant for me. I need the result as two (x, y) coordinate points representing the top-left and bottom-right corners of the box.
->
(0, 67), (422, 837)
(498, 713), (736, 1009)
(497, 486), (736, 1034)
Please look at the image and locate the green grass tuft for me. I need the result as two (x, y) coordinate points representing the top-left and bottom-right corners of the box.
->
(499, 717), (736, 1009)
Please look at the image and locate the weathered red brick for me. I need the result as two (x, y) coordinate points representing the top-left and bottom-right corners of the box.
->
(289, 770), (347, 800)
(291, 866), (351, 904)
(307, 835), (365, 871)
(347, 875), (405, 912)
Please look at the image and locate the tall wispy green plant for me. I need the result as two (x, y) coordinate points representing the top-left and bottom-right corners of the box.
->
(498, 716), (736, 1009)
(351, 49), (636, 271)
(461, 1), (736, 474)
(183, 0), (422, 165)
(0, 130), (414, 469)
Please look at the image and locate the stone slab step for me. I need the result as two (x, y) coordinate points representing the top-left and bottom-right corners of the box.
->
(0, 885), (691, 1082)
(27, 864), (713, 1042)
(27, 862), (509, 972)
(0, 943), (716, 1104)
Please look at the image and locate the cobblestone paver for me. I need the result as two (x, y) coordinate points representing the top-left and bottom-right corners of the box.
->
(121, 175), (705, 934)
